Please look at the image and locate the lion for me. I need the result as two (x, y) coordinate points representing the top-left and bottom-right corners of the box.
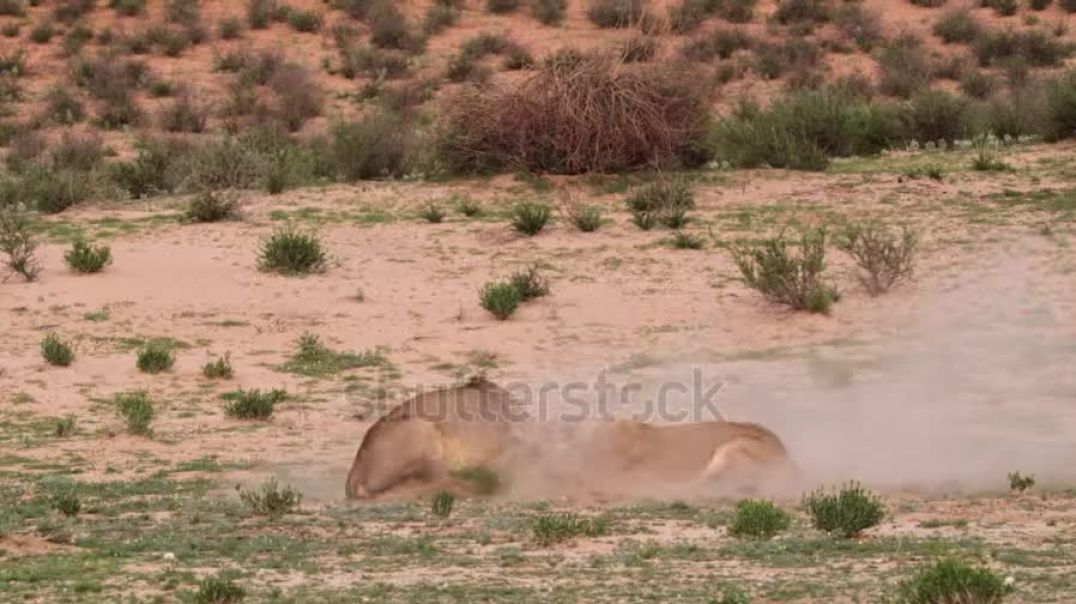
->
(344, 377), (523, 500)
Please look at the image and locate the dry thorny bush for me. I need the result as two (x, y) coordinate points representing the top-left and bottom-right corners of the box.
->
(836, 222), (918, 296)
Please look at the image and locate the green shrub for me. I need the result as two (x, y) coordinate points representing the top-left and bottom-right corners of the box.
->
(974, 29), (1069, 68)
(51, 490), (81, 517)
(223, 388), (285, 419)
(19, 166), (93, 214)
(64, 240), (112, 274)
(670, 230), (705, 249)
(878, 36), (932, 98)
(713, 585), (752, 604)
(330, 112), (414, 180)
(510, 201), (552, 235)
(186, 190), (240, 223)
(587, 0), (648, 27)
(367, 1), (422, 51)
(53, 415), (77, 437)
(29, 21), (55, 44)
(903, 90), (970, 143)
(480, 281), (523, 320)
(720, 0), (756, 22)
(258, 229), (327, 275)
(487, 0), (520, 13)
(419, 203), (446, 223)
(728, 500), (791, 539)
(1007, 471), (1034, 493)
(43, 87), (85, 125)
(431, 490), (455, 518)
(773, 0), (831, 24)
(0, 0), (25, 17)
(1044, 70), (1076, 142)
(991, 0), (1018, 16)
(424, 3), (459, 34)
(246, 0), (276, 29)
(202, 354), (233, 379)
(136, 341), (175, 374)
(836, 222), (918, 295)
(626, 180), (695, 229)
(934, 10), (980, 44)
(195, 575), (245, 604)
(240, 478), (302, 517)
(970, 132), (1010, 171)
(115, 391), (154, 435)
(802, 481), (885, 538)
(898, 559), (1011, 604)
(287, 9), (322, 32)
(111, 137), (185, 199)
(509, 265), (550, 301)
(219, 16), (243, 39)
(0, 204), (39, 282)
(566, 203), (603, 232)
(41, 333), (74, 366)
(533, 0), (567, 24)
(1029, 0), (1051, 9)
(159, 91), (208, 133)
(455, 196), (482, 217)
(732, 228), (839, 314)
(111, 0), (147, 16)
(279, 332), (387, 377)
(533, 513), (608, 546)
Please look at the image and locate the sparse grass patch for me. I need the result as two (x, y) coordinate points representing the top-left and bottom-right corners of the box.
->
(419, 203), (446, 223)
(1008, 471), (1034, 493)
(64, 240), (112, 274)
(727, 499), (791, 539)
(41, 333), (75, 367)
(50, 490), (81, 517)
(136, 341), (175, 374)
(509, 265), (550, 301)
(115, 391), (154, 435)
(510, 201), (552, 235)
(669, 230), (705, 249)
(626, 180), (695, 229)
(970, 132), (1010, 172)
(480, 281), (523, 320)
(240, 477), (302, 517)
(202, 354), (233, 379)
(802, 481), (885, 538)
(258, 229), (327, 275)
(53, 415), (77, 437)
(836, 222), (918, 296)
(186, 190), (240, 223)
(898, 559), (1011, 604)
(732, 228), (839, 313)
(431, 490), (455, 518)
(279, 333), (387, 377)
(455, 196), (482, 217)
(533, 513), (608, 546)
(194, 574), (245, 604)
(222, 388), (284, 419)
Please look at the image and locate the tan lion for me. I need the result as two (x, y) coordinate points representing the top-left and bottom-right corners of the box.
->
(344, 377), (522, 500)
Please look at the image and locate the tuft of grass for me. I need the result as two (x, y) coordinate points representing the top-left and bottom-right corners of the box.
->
(626, 180), (695, 229)
(454, 196), (483, 217)
(479, 281), (523, 320)
(970, 132), (1009, 172)
(0, 204), (40, 282)
(898, 559), (1012, 604)
(802, 481), (885, 538)
(222, 388), (285, 420)
(533, 513), (608, 546)
(64, 240), (112, 274)
(53, 415), (77, 437)
(1008, 471), (1034, 493)
(41, 333), (75, 367)
(136, 341), (175, 374)
(431, 490), (455, 518)
(239, 477), (302, 517)
(195, 575), (245, 604)
(836, 222), (918, 296)
(419, 203), (446, 223)
(115, 391), (155, 436)
(727, 499), (791, 539)
(670, 230), (705, 249)
(258, 229), (327, 275)
(279, 332), (387, 377)
(509, 265), (550, 301)
(187, 190), (240, 223)
(510, 201), (553, 235)
(567, 203), (603, 232)
(732, 228), (839, 314)
(50, 490), (81, 517)
(202, 354), (233, 379)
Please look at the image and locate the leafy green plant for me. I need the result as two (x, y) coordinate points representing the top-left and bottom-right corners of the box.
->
(258, 229), (327, 275)
(626, 180), (695, 229)
(223, 388), (285, 419)
(202, 354), (233, 379)
(136, 341), (175, 374)
(802, 481), (885, 538)
(240, 477), (302, 517)
(64, 240), (112, 273)
(836, 222), (918, 296)
(509, 266), (550, 301)
(732, 229), (839, 314)
(533, 513), (608, 546)
(279, 332), (387, 377)
(195, 574), (245, 604)
(898, 559), (1011, 604)
(41, 333), (75, 367)
(1008, 471), (1034, 493)
(115, 391), (155, 435)
(0, 204), (39, 282)
(480, 281), (523, 320)
(727, 499), (791, 539)
(510, 201), (552, 235)
(431, 490), (455, 518)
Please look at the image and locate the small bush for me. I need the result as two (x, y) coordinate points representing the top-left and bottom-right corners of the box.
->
(64, 240), (112, 274)
(566, 203), (603, 232)
(202, 354), (233, 379)
(974, 29), (1068, 68)
(258, 229), (327, 275)
(587, 0), (648, 28)
(836, 222), (918, 295)
(533, 0), (567, 24)
(240, 478), (302, 517)
(419, 203), (446, 223)
(834, 4), (884, 51)
(903, 90), (970, 143)
(455, 196), (482, 217)
(223, 388), (284, 419)
(1029, 0), (1051, 8)
(670, 230), (705, 249)
(0, 0), (24, 17)
(991, 0), (1018, 16)
(802, 481), (885, 538)
(773, 0), (830, 25)
(280, 333), (387, 376)
(0, 204), (39, 282)
(136, 341), (175, 374)
(480, 281), (523, 320)
(195, 575), (245, 604)
(51, 490), (81, 517)
(626, 180), (694, 229)
(533, 513), (608, 546)
(29, 21), (55, 44)
(219, 17), (243, 39)
(1008, 471), (1034, 493)
(1043, 70), (1076, 142)
(186, 190), (240, 223)
(43, 87), (85, 125)
(971, 132), (1009, 171)
(246, 0), (276, 29)
(330, 112), (414, 180)
(367, 2), (422, 52)
(287, 9), (322, 33)
(53, 415), (77, 437)
(509, 265), (550, 301)
(720, 0), (756, 22)
(898, 559), (1011, 604)
(50, 132), (104, 172)
(431, 490), (455, 518)
(19, 166), (94, 214)
(115, 391), (155, 435)
(878, 36), (932, 98)
(732, 228), (839, 314)
(728, 500), (792, 539)
(487, 0), (520, 13)
(41, 333), (75, 366)
(159, 90), (208, 133)
(424, 3), (459, 34)
(111, 137), (185, 199)
(510, 202), (552, 235)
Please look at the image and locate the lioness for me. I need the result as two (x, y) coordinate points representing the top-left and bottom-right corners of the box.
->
(344, 377), (522, 500)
